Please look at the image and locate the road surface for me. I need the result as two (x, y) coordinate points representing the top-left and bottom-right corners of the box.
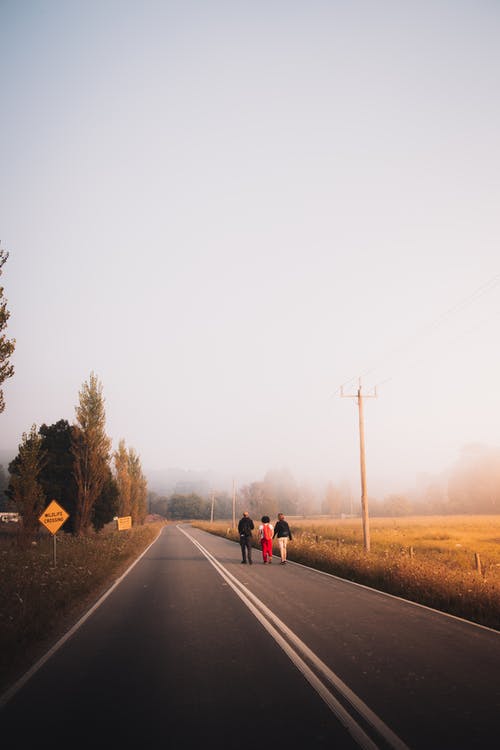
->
(1, 524), (499, 749)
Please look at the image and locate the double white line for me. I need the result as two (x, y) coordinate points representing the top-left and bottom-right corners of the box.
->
(180, 525), (410, 750)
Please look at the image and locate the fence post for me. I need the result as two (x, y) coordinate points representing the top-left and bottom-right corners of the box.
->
(409, 546), (414, 559)
(475, 552), (482, 575)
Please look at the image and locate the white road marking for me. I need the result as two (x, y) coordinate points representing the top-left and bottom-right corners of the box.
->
(180, 525), (410, 750)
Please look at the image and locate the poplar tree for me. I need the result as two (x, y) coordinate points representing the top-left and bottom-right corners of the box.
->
(9, 425), (46, 548)
(0, 249), (15, 413)
(72, 372), (111, 535)
(114, 438), (132, 518)
(128, 446), (148, 525)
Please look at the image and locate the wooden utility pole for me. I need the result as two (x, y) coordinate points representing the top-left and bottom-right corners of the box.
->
(232, 479), (236, 529)
(210, 490), (215, 523)
(340, 379), (377, 552)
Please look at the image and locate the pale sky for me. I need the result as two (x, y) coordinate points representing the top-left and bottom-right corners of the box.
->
(1, 1), (499, 499)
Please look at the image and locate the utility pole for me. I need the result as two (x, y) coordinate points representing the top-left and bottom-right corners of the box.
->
(232, 479), (236, 529)
(340, 378), (377, 552)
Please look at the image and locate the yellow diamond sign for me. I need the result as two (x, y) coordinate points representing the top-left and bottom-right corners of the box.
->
(39, 500), (69, 535)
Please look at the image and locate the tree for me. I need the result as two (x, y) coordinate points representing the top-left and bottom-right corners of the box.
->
(128, 447), (147, 525)
(167, 493), (206, 520)
(322, 481), (342, 516)
(114, 439), (132, 517)
(0, 248), (15, 413)
(238, 481), (266, 519)
(149, 491), (170, 517)
(92, 468), (119, 531)
(262, 468), (299, 516)
(113, 440), (148, 525)
(210, 491), (233, 520)
(38, 420), (78, 533)
(0, 464), (10, 510)
(238, 469), (299, 520)
(448, 444), (500, 513)
(71, 372), (112, 535)
(8, 425), (46, 548)
(296, 482), (319, 517)
(381, 494), (412, 517)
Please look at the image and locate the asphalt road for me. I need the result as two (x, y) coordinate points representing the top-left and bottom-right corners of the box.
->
(1, 524), (499, 749)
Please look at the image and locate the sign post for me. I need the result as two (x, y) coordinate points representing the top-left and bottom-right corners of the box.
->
(38, 500), (70, 567)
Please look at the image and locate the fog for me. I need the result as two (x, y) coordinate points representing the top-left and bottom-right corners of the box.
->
(1, 2), (499, 509)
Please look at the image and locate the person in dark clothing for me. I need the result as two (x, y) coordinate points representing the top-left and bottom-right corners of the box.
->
(273, 512), (293, 564)
(237, 510), (254, 564)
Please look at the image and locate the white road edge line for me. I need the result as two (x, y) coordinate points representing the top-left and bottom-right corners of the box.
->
(0, 528), (162, 709)
(180, 525), (410, 750)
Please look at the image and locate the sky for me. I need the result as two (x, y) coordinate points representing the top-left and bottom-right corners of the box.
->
(1, 0), (500, 499)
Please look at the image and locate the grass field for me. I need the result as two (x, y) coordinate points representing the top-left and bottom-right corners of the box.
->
(195, 514), (500, 631)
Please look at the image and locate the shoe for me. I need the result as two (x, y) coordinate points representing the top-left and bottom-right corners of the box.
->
(241, 560), (247, 564)
(263, 560), (267, 564)
(280, 560), (285, 564)
(249, 560), (253, 565)
(268, 559), (272, 564)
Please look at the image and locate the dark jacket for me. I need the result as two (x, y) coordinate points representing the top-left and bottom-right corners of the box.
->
(273, 520), (292, 540)
(238, 516), (254, 537)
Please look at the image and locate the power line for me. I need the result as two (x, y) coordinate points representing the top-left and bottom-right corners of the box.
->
(334, 271), (500, 396)
(375, 305), (500, 391)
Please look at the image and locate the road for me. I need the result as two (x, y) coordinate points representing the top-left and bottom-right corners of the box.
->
(1, 524), (499, 749)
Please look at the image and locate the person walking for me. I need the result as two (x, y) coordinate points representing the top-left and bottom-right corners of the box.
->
(273, 512), (292, 564)
(258, 515), (274, 564)
(237, 510), (254, 564)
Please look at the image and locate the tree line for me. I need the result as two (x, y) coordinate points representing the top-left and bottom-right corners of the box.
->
(4, 372), (148, 547)
(0, 249), (147, 545)
(150, 447), (500, 522)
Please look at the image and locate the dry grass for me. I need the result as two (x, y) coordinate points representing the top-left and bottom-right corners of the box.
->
(0, 521), (165, 695)
(195, 515), (500, 631)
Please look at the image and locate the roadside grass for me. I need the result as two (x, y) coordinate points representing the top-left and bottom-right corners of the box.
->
(194, 515), (500, 631)
(0, 520), (165, 695)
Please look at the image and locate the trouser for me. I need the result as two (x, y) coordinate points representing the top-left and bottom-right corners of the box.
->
(240, 536), (252, 562)
(261, 538), (273, 562)
(278, 536), (288, 560)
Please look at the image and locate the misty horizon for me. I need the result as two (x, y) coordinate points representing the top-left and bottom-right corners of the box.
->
(1, 3), (499, 503)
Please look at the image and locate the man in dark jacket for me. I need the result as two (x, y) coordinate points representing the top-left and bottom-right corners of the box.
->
(273, 513), (292, 564)
(237, 510), (254, 564)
